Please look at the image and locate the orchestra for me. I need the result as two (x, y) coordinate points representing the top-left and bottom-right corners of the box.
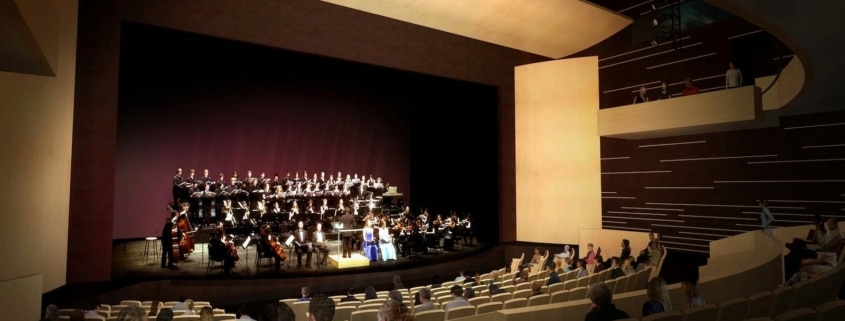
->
(164, 167), (476, 272)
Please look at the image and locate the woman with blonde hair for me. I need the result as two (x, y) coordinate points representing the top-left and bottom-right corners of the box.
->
(377, 299), (413, 321)
(183, 299), (195, 315)
(642, 277), (672, 316)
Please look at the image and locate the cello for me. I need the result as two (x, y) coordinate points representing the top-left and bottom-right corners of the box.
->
(261, 224), (286, 261)
(214, 224), (240, 262)
(172, 203), (196, 259)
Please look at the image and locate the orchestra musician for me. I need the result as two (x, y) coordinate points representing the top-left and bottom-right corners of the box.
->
(160, 215), (177, 269)
(319, 198), (329, 216)
(311, 222), (329, 269)
(340, 208), (356, 258)
(259, 224), (284, 272)
(293, 221), (313, 268)
(305, 199), (316, 214)
(289, 201), (300, 221)
(210, 223), (237, 274)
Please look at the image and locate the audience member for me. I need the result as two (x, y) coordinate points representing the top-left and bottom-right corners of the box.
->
(298, 287), (311, 302)
(454, 270), (467, 282)
(199, 306), (214, 321)
(563, 257), (574, 273)
(655, 82), (670, 100)
(547, 270), (562, 286)
(513, 268), (530, 286)
(377, 299), (412, 321)
(116, 306), (148, 321)
(388, 290), (403, 302)
(42, 304), (59, 321)
(148, 301), (163, 317)
(443, 285), (471, 311)
(621, 257), (636, 276)
(642, 277), (672, 317)
(725, 62), (743, 88)
(584, 243), (597, 265)
(608, 257), (625, 279)
(392, 275), (405, 290)
(681, 279), (705, 311)
(682, 78), (699, 96)
(277, 303), (295, 321)
(620, 239), (632, 262)
(593, 255), (606, 273)
(585, 282), (630, 321)
(85, 298), (105, 320)
(633, 86), (649, 104)
(758, 199), (775, 235)
(784, 238), (816, 283)
(156, 308), (173, 321)
(529, 281), (544, 298)
(786, 248), (837, 285)
(69, 309), (85, 321)
(416, 288), (437, 312)
(365, 286), (378, 300)
(258, 304), (277, 321)
(554, 245), (573, 271)
(308, 294), (335, 321)
(183, 299), (195, 315)
(817, 217), (842, 252)
(340, 288), (360, 302)
(525, 248), (543, 269)
(172, 297), (187, 311)
(463, 288), (476, 299)
(239, 304), (257, 321)
(575, 259), (589, 279)
(488, 284), (504, 295)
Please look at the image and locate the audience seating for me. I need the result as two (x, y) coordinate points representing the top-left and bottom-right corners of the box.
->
(490, 292), (511, 303)
(349, 309), (378, 321)
(509, 253), (524, 274)
(358, 303), (383, 311)
(681, 304), (718, 321)
(569, 286), (588, 300)
(337, 301), (360, 308)
(467, 296), (489, 306)
(332, 306), (355, 321)
(173, 316), (199, 321)
(291, 301), (309, 321)
(549, 290), (569, 303)
(475, 301), (502, 315)
(547, 282), (564, 294)
(746, 291), (776, 319)
(576, 275), (590, 288)
(511, 289), (531, 299)
(502, 298), (527, 309)
(527, 294), (549, 306)
(772, 308), (817, 321)
(515, 282), (531, 291)
(604, 279), (617, 293)
(563, 279), (578, 291)
(770, 286), (796, 317)
(614, 275), (631, 294)
(715, 297), (749, 321)
(213, 314), (236, 321)
(414, 309), (445, 321)
(445, 305), (475, 320)
(814, 300), (845, 321)
(641, 311), (683, 321)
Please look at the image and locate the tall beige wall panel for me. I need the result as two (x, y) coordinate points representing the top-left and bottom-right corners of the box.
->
(515, 57), (602, 244)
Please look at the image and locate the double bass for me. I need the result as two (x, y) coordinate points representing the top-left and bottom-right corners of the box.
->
(169, 203), (195, 260)
(166, 204), (181, 262)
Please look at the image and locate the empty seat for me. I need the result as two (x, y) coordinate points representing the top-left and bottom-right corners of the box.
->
(563, 279), (578, 291)
(814, 300), (845, 321)
(515, 282), (531, 291)
(467, 296), (490, 307)
(547, 282), (564, 294)
(213, 314), (236, 321)
(745, 292), (775, 319)
(641, 311), (683, 321)
(331, 306), (355, 321)
(682, 304), (718, 321)
(550, 290), (569, 303)
(569, 286), (588, 301)
(614, 275), (631, 295)
(358, 303), (383, 311)
(475, 302), (502, 315)
(445, 306), (475, 320)
(502, 298), (527, 309)
(604, 279), (617, 294)
(527, 294), (549, 306)
(511, 289), (532, 299)
(291, 302), (309, 321)
(349, 309), (378, 321)
(414, 309), (446, 321)
(772, 308), (817, 321)
(490, 292), (511, 303)
(716, 297), (749, 321)
(770, 286), (796, 317)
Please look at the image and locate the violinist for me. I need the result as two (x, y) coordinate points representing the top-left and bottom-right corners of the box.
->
(319, 198), (329, 216)
(305, 199), (316, 214)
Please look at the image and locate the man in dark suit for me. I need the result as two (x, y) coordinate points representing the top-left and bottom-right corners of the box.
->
(293, 221), (312, 268)
(339, 209), (356, 258)
(172, 168), (184, 205)
(161, 215), (177, 269)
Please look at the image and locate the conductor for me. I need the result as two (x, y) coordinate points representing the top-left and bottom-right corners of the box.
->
(340, 208), (356, 258)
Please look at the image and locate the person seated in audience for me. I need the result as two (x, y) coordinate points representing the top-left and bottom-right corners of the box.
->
(585, 282), (630, 321)
(816, 217), (842, 252)
(681, 279), (705, 311)
(633, 86), (649, 104)
(529, 280), (545, 298)
(621, 257), (636, 276)
(85, 298), (105, 320)
(563, 257), (575, 273)
(298, 287), (311, 302)
(575, 259), (590, 279)
(238, 304), (257, 321)
(365, 286), (378, 300)
(465, 271), (481, 286)
(488, 270), (499, 286)
(488, 284), (504, 295)
(149, 300), (163, 317)
(784, 239), (817, 283)
(547, 270), (562, 286)
(377, 299), (412, 321)
(199, 306), (214, 321)
(393, 275), (405, 290)
(786, 248), (838, 285)
(682, 78), (699, 96)
(115, 306), (146, 321)
(642, 277), (672, 317)
(340, 288), (360, 302)
(554, 244), (572, 272)
(258, 303), (277, 321)
(593, 255), (606, 274)
(513, 268), (530, 285)
(655, 81), (670, 100)
(608, 257), (625, 279)
(277, 304), (294, 321)
(42, 304), (59, 321)
(443, 285), (471, 311)
(388, 290), (403, 302)
(172, 297), (187, 311)
(182, 299), (195, 315)
(69, 309), (85, 321)
(156, 308), (174, 321)
(415, 288), (437, 312)
(620, 239), (632, 262)
(525, 248), (543, 269)
(308, 294), (336, 321)
(454, 270), (467, 282)
(463, 288), (476, 300)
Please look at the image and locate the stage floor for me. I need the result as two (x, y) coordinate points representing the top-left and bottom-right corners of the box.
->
(111, 233), (483, 280)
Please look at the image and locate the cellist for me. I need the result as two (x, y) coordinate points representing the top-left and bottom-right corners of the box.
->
(259, 223), (285, 272)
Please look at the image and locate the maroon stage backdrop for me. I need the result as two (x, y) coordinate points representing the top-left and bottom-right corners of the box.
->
(114, 24), (419, 239)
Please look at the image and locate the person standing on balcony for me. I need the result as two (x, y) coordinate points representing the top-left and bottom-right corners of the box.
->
(725, 62), (743, 89)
